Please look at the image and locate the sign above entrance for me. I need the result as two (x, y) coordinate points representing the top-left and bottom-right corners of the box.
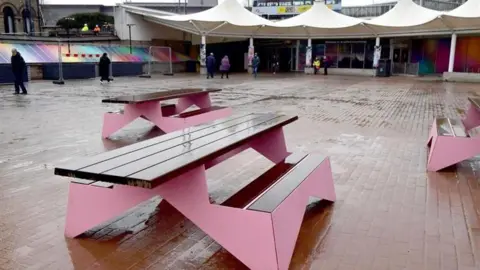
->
(252, 0), (341, 15)
(253, 5), (312, 15)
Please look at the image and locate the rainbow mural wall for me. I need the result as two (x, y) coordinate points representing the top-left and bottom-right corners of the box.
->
(0, 43), (193, 64)
(411, 37), (480, 74)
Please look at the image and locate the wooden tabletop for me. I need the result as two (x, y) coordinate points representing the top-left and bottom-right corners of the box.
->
(468, 97), (480, 110)
(102, 88), (222, 104)
(55, 113), (298, 188)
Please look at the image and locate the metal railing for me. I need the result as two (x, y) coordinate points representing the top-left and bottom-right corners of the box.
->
(140, 46), (173, 78)
(392, 62), (419, 76)
(1, 27), (116, 38)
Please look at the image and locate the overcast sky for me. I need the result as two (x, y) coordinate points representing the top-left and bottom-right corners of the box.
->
(43, 0), (397, 7)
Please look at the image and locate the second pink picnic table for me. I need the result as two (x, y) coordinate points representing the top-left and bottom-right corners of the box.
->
(462, 97), (480, 132)
(101, 88), (232, 138)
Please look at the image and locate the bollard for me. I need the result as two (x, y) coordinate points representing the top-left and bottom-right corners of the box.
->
(53, 40), (65, 85)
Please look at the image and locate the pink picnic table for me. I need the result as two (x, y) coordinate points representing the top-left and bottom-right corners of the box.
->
(462, 97), (480, 132)
(55, 113), (336, 270)
(427, 97), (480, 171)
(101, 88), (232, 138)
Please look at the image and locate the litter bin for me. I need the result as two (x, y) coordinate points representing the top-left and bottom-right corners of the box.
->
(376, 59), (391, 77)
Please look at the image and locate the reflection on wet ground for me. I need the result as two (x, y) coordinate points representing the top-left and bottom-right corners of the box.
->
(0, 73), (479, 270)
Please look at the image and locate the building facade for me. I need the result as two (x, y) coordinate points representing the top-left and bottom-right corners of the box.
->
(252, 0), (340, 20)
(251, 0), (464, 20)
(1, 0), (41, 34)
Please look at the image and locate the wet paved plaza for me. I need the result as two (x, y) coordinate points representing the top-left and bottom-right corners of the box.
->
(0, 73), (479, 270)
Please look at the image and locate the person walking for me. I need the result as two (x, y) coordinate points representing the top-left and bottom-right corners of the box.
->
(313, 57), (321, 75)
(11, 48), (27, 95)
(272, 54), (279, 74)
(206, 53), (216, 79)
(220, 55), (230, 79)
(323, 55), (329, 75)
(252, 53), (260, 78)
(99, 53), (111, 83)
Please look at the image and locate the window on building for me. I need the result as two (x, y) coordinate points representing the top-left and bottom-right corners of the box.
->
(22, 9), (32, 34)
(365, 43), (374, 69)
(325, 43), (338, 68)
(352, 42), (366, 68)
(338, 43), (352, 68)
(3, 6), (16, 33)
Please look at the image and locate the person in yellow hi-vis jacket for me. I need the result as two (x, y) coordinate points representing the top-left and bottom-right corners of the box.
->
(313, 57), (321, 75)
(81, 24), (89, 32)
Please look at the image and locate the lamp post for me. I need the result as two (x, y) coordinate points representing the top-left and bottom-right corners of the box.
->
(126, 23), (135, 54)
(65, 17), (75, 54)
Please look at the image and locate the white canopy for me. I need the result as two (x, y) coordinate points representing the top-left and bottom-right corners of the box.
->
(257, 1), (372, 38)
(441, 0), (480, 30)
(120, 0), (480, 39)
(128, 0), (275, 38)
(364, 0), (450, 36)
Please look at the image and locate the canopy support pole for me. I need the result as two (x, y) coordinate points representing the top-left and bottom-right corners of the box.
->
(437, 15), (456, 73)
(200, 35), (207, 75)
(248, 37), (255, 74)
(189, 20), (208, 75)
(189, 20), (203, 35)
(295, 40), (300, 71)
(438, 15), (454, 31)
(247, 25), (264, 74)
(360, 23), (377, 37)
(448, 32), (457, 73)
(302, 26), (313, 75)
(305, 38), (313, 75)
(206, 22), (228, 35)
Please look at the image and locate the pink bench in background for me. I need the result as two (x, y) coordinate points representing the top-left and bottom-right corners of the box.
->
(55, 113), (336, 270)
(462, 97), (480, 132)
(427, 97), (480, 171)
(101, 88), (232, 138)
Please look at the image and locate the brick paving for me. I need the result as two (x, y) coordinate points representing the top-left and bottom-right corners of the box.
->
(0, 73), (479, 270)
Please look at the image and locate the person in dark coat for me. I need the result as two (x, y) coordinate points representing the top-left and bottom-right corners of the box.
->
(11, 49), (27, 95)
(323, 55), (329, 75)
(206, 53), (216, 79)
(99, 53), (111, 83)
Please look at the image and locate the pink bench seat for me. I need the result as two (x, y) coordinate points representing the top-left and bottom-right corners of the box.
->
(426, 117), (476, 171)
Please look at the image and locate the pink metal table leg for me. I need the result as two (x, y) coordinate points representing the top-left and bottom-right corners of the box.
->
(204, 127), (291, 169)
(427, 136), (480, 171)
(65, 183), (158, 238)
(250, 128), (291, 164)
(271, 158), (336, 270)
(175, 93), (212, 113)
(103, 101), (187, 137)
(462, 105), (480, 131)
(157, 160), (335, 270)
(102, 102), (165, 138)
(156, 166), (280, 270)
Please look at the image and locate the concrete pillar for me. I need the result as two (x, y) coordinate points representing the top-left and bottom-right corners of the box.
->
(295, 40), (300, 71)
(305, 38), (313, 74)
(200, 35), (207, 75)
(248, 37), (254, 74)
(448, 33), (457, 73)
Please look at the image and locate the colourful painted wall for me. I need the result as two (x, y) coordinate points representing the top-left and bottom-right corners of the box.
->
(0, 43), (193, 64)
(411, 38), (450, 74)
(454, 37), (480, 73)
(411, 37), (480, 74)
